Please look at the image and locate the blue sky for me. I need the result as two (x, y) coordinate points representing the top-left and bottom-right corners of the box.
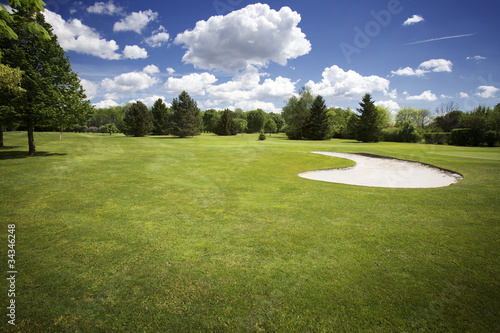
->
(31, 0), (500, 113)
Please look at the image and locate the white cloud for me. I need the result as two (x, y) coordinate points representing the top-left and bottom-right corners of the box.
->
(164, 73), (218, 96)
(80, 79), (98, 99)
(385, 89), (398, 99)
(375, 100), (400, 111)
(87, 1), (124, 16)
(129, 96), (171, 108)
(143, 65), (160, 75)
(306, 65), (390, 101)
(166, 68), (176, 75)
(145, 26), (170, 47)
(94, 99), (120, 109)
(102, 71), (160, 93)
(174, 3), (311, 72)
(476, 86), (500, 99)
(406, 90), (438, 101)
(403, 15), (424, 26)
(391, 59), (452, 77)
(467, 55), (487, 61)
(114, 10), (158, 34)
(123, 45), (148, 59)
(459, 92), (469, 98)
(43, 10), (121, 60)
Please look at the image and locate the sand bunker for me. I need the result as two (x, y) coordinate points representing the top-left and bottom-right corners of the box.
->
(299, 152), (463, 188)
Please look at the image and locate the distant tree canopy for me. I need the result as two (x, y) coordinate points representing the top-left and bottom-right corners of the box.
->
(214, 109), (236, 136)
(122, 101), (153, 137)
(0, 10), (92, 155)
(246, 109), (267, 133)
(282, 87), (314, 140)
(170, 91), (200, 138)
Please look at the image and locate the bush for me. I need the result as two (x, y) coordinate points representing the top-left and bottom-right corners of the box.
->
(449, 128), (473, 146)
(258, 131), (266, 141)
(423, 132), (451, 144)
(381, 128), (401, 142)
(382, 123), (421, 143)
(484, 130), (498, 147)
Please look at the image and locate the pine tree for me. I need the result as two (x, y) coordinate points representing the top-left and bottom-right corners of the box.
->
(122, 101), (154, 137)
(0, 10), (92, 155)
(303, 95), (330, 140)
(151, 98), (170, 135)
(170, 91), (200, 138)
(214, 109), (236, 136)
(355, 93), (383, 143)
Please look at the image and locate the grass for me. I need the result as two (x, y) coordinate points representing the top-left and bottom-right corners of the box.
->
(1, 131), (499, 332)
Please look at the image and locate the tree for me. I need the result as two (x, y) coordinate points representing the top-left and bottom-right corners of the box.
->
(354, 93), (383, 142)
(122, 101), (153, 137)
(151, 98), (170, 135)
(100, 123), (119, 135)
(268, 112), (285, 133)
(303, 95), (330, 140)
(263, 118), (277, 136)
(170, 91), (200, 138)
(246, 109), (267, 133)
(214, 109), (236, 136)
(202, 109), (220, 133)
(434, 110), (463, 132)
(1, 10), (92, 155)
(0, 63), (24, 148)
(234, 118), (247, 135)
(282, 87), (314, 139)
(0, 0), (50, 40)
(396, 107), (431, 129)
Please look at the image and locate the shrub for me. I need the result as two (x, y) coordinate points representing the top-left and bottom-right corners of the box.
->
(449, 128), (473, 146)
(258, 131), (266, 141)
(382, 123), (421, 143)
(423, 132), (450, 144)
(484, 130), (498, 147)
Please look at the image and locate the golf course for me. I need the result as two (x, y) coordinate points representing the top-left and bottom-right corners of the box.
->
(1, 131), (499, 332)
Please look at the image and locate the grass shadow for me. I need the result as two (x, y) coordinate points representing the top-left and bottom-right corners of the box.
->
(0, 149), (67, 160)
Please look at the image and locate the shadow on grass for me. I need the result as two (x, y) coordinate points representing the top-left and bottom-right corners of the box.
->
(0, 148), (67, 160)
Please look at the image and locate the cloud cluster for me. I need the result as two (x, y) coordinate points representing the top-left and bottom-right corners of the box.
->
(391, 59), (453, 77)
(174, 3), (311, 72)
(403, 15), (424, 26)
(476, 86), (499, 99)
(114, 10), (158, 34)
(145, 26), (170, 47)
(406, 90), (438, 101)
(87, 1), (124, 16)
(306, 65), (390, 101)
(101, 66), (160, 93)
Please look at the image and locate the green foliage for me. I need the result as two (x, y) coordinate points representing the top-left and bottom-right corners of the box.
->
(0, 0), (50, 40)
(170, 91), (200, 138)
(258, 130), (266, 140)
(100, 123), (119, 135)
(268, 112), (285, 132)
(122, 101), (154, 137)
(383, 123), (421, 143)
(151, 98), (170, 135)
(424, 132), (451, 145)
(263, 118), (277, 136)
(234, 118), (247, 134)
(0, 11), (92, 154)
(484, 130), (498, 147)
(434, 110), (463, 132)
(246, 109), (267, 133)
(354, 93), (383, 142)
(89, 106), (125, 129)
(303, 95), (330, 140)
(282, 87), (313, 139)
(202, 109), (221, 133)
(214, 109), (236, 136)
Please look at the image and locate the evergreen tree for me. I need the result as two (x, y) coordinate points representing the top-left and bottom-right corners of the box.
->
(303, 95), (330, 140)
(214, 109), (236, 136)
(170, 91), (200, 138)
(355, 93), (383, 142)
(0, 10), (92, 155)
(122, 101), (154, 137)
(151, 98), (170, 135)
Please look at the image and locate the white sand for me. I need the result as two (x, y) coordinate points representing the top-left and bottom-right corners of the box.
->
(299, 152), (463, 188)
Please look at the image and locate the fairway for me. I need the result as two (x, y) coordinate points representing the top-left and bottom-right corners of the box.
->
(1, 132), (499, 332)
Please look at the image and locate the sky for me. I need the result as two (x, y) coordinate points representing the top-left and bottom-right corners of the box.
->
(19, 0), (500, 113)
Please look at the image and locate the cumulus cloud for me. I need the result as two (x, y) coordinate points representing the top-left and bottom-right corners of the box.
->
(114, 10), (158, 34)
(166, 68), (176, 75)
(305, 65), (390, 101)
(102, 71), (160, 93)
(459, 92), (469, 99)
(87, 1), (124, 16)
(123, 45), (148, 59)
(174, 3), (311, 72)
(145, 26), (170, 47)
(391, 59), (452, 77)
(80, 79), (98, 99)
(467, 55), (487, 61)
(129, 95), (171, 108)
(406, 90), (438, 101)
(403, 15), (424, 26)
(375, 100), (400, 111)
(43, 10), (121, 60)
(94, 99), (120, 109)
(143, 65), (160, 75)
(476, 86), (499, 98)
(164, 73), (218, 96)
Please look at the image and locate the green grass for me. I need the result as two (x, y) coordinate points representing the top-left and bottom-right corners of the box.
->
(1, 132), (499, 332)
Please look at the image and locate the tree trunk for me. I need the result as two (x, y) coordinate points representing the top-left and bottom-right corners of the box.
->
(27, 122), (36, 156)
